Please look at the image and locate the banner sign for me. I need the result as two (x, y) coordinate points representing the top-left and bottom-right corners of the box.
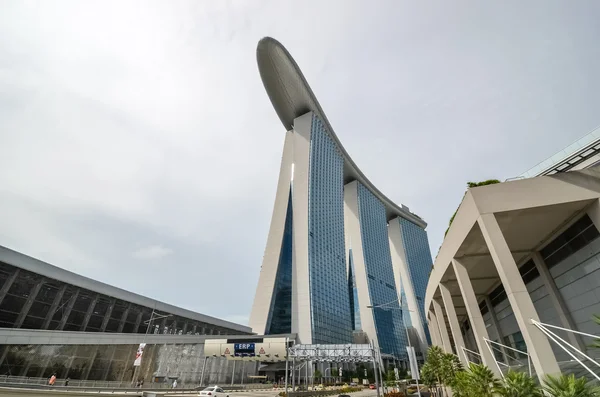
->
(134, 343), (146, 366)
(406, 346), (420, 380)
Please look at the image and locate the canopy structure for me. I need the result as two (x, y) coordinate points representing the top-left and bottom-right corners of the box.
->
(288, 344), (376, 363)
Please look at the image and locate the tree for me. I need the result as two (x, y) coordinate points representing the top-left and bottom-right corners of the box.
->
(450, 371), (472, 397)
(440, 353), (463, 397)
(313, 369), (322, 384)
(494, 371), (542, 397)
(385, 369), (396, 382)
(420, 362), (436, 389)
(543, 374), (600, 397)
(422, 346), (446, 396)
(466, 363), (500, 397)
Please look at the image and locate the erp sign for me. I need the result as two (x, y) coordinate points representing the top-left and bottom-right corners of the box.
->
(234, 343), (256, 357)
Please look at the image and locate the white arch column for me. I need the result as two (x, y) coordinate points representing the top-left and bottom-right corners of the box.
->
(452, 258), (500, 376)
(432, 298), (452, 354)
(439, 283), (467, 366)
(478, 213), (560, 380)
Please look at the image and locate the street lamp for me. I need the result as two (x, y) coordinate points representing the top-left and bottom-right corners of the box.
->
(132, 310), (173, 385)
(367, 299), (421, 397)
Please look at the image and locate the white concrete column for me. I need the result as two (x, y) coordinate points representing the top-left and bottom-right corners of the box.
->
(428, 310), (443, 349)
(478, 213), (560, 379)
(439, 283), (467, 366)
(484, 296), (510, 364)
(532, 252), (586, 351)
(432, 298), (452, 353)
(452, 258), (501, 376)
(426, 316), (438, 347)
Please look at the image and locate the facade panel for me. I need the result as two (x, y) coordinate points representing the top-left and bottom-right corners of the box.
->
(0, 256), (250, 337)
(266, 191), (293, 335)
(357, 183), (407, 358)
(307, 114), (353, 344)
(399, 218), (433, 344)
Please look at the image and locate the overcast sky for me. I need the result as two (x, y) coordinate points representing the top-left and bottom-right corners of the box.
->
(1, 1), (600, 326)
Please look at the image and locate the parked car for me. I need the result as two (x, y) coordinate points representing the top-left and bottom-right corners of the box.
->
(199, 386), (229, 397)
(369, 384), (376, 390)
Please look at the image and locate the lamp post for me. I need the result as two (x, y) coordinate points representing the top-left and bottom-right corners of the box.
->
(367, 298), (421, 397)
(132, 310), (172, 385)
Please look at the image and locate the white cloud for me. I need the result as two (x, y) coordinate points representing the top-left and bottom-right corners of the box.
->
(132, 245), (173, 260)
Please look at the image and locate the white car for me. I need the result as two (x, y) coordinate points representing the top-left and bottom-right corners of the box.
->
(199, 386), (229, 397)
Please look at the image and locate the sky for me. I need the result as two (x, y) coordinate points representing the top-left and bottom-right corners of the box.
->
(1, 1), (600, 326)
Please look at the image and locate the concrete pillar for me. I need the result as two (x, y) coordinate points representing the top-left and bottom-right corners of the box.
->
(0, 269), (19, 306)
(532, 252), (586, 351)
(452, 258), (500, 376)
(484, 296), (510, 364)
(81, 294), (99, 331)
(100, 298), (116, 332)
(439, 283), (467, 365)
(134, 310), (143, 333)
(58, 289), (79, 330)
(116, 303), (131, 333)
(428, 310), (443, 348)
(14, 278), (45, 328)
(432, 298), (452, 353)
(43, 284), (67, 329)
(478, 213), (560, 379)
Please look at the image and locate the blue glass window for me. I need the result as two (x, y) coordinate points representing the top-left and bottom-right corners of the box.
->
(357, 183), (407, 358)
(266, 190), (293, 335)
(399, 218), (434, 344)
(348, 249), (362, 331)
(307, 114), (353, 344)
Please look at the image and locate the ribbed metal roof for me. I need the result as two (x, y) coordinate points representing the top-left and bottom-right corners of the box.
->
(256, 37), (426, 228)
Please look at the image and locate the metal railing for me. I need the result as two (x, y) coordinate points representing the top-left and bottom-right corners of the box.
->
(0, 375), (271, 392)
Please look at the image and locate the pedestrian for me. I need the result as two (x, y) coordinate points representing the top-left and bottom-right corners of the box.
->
(136, 380), (140, 388)
(64, 378), (70, 387)
(172, 379), (177, 389)
(140, 379), (144, 388)
(48, 374), (56, 386)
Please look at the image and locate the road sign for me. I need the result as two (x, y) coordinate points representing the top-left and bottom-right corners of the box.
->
(259, 347), (266, 354)
(224, 348), (231, 355)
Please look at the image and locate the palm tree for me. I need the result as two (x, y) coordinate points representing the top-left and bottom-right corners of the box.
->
(450, 371), (472, 397)
(494, 371), (542, 397)
(467, 363), (500, 397)
(543, 374), (600, 397)
(440, 353), (463, 397)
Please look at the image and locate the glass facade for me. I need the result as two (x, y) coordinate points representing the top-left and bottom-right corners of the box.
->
(357, 183), (407, 358)
(307, 114), (353, 344)
(0, 261), (248, 337)
(399, 218), (434, 344)
(0, 343), (254, 384)
(266, 191), (293, 335)
(347, 249), (362, 331)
